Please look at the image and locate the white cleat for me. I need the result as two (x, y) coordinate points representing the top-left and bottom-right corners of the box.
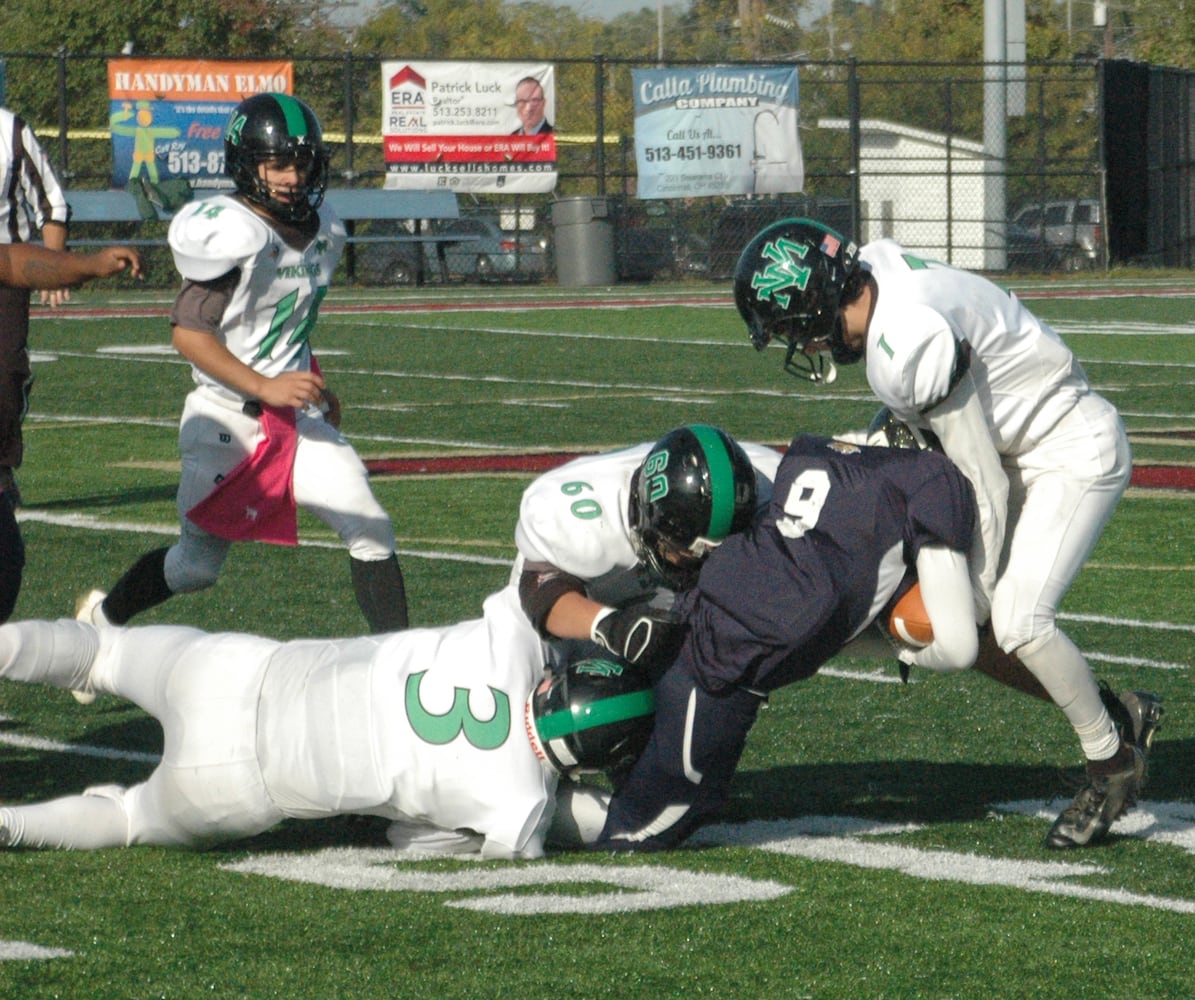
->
(70, 590), (110, 704)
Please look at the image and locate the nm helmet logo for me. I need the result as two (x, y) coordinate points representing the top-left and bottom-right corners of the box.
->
(750, 236), (813, 310)
(575, 658), (627, 678)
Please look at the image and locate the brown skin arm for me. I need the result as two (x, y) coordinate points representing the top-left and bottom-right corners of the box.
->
(544, 589), (609, 640)
(172, 325), (327, 408)
(39, 221), (70, 307)
(0, 243), (142, 290)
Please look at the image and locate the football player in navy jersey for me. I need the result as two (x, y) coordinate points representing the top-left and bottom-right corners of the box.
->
(597, 434), (980, 851)
(734, 218), (1162, 850)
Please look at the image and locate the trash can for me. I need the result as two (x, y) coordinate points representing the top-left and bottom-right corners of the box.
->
(551, 196), (616, 286)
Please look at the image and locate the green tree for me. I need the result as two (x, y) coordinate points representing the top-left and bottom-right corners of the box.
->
(1129, 0), (1195, 68)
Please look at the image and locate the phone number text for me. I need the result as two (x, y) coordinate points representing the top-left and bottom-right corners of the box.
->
(642, 144), (743, 163)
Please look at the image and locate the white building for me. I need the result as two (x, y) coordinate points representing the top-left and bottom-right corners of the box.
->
(817, 117), (1003, 269)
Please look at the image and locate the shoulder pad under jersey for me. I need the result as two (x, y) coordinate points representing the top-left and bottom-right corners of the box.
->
(869, 306), (960, 416)
(168, 196), (271, 282)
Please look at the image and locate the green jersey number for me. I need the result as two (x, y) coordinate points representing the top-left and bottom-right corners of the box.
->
(404, 671), (511, 750)
(256, 285), (328, 360)
(561, 480), (602, 520)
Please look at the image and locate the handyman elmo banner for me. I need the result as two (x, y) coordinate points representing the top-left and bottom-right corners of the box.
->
(632, 66), (803, 199)
(381, 61), (556, 193)
(107, 59), (293, 190)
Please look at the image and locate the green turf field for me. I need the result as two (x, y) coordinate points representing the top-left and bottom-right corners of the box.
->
(1, 275), (1193, 999)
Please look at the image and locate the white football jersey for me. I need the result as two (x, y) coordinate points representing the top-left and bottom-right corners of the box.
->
(511, 441), (782, 606)
(256, 586), (557, 859)
(167, 194), (345, 396)
(859, 239), (1089, 455)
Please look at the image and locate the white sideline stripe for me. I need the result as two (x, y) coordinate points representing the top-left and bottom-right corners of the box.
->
(0, 717), (159, 764)
(0, 941), (75, 961)
(820, 667), (906, 685)
(1083, 651), (1189, 671)
(1061, 611), (1195, 635)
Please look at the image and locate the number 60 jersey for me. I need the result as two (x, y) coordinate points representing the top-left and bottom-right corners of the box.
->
(511, 441), (782, 609)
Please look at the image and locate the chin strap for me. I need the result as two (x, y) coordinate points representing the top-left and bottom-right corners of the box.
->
(783, 339), (838, 384)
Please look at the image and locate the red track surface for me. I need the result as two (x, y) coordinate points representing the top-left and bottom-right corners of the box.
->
(366, 453), (1195, 492)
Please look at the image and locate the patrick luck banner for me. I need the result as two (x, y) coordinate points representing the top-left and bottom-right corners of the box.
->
(380, 61), (556, 193)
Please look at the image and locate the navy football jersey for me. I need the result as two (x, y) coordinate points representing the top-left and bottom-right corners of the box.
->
(676, 434), (976, 693)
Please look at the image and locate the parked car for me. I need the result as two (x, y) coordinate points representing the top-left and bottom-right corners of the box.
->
(353, 215), (548, 285)
(1008, 198), (1103, 271)
(436, 216), (549, 281)
(995, 223), (1065, 272)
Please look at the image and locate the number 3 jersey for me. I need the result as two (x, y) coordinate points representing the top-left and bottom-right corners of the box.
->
(679, 434), (976, 694)
(255, 586), (557, 859)
(167, 194), (345, 400)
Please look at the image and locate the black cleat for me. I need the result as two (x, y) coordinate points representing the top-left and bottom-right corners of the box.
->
(1112, 688), (1164, 752)
(1045, 746), (1146, 850)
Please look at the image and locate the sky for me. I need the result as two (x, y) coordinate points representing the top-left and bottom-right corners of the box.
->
(540, 0), (680, 16)
(331, 0), (684, 24)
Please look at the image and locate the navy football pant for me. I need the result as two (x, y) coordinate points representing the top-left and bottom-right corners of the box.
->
(596, 654), (764, 851)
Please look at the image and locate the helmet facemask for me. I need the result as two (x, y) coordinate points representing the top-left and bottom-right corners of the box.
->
(242, 146), (329, 225)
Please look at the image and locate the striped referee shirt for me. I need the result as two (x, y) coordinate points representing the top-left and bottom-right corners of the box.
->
(0, 107), (69, 244)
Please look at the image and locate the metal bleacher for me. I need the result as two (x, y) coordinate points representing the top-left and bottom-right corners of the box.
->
(64, 187), (462, 285)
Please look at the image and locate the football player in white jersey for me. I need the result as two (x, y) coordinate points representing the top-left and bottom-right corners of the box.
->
(512, 425), (781, 672)
(734, 218), (1163, 850)
(75, 93), (407, 648)
(0, 587), (654, 859)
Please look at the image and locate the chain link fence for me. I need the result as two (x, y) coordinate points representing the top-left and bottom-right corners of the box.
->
(2, 50), (1111, 285)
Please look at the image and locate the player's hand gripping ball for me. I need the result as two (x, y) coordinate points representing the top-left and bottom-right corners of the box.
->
(888, 583), (934, 648)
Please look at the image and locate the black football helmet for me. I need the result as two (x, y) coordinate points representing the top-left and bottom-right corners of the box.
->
(224, 92), (330, 224)
(628, 424), (758, 590)
(733, 217), (861, 383)
(526, 656), (656, 779)
(866, 405), (943, 451)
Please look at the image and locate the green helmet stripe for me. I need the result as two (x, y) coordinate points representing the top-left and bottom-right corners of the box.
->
(689, 423), (736, 540)
(271, 93), (309, 137)
(537, 688), (656, 741)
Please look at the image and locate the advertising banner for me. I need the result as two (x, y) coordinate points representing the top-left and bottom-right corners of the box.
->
(381, 61), (555, 193)
(107, 59), (293, 191)
(632, 66), (803, 199)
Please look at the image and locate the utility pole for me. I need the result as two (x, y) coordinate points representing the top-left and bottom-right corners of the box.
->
(739, 0), (762, 58)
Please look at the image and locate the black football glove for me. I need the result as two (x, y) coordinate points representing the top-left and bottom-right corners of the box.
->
(590, 601), (687, 671)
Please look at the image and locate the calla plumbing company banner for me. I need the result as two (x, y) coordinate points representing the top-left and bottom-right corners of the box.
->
(632, 66), (803, 199)
(107, 59), (293, 190)
(381, 61), (556, 193)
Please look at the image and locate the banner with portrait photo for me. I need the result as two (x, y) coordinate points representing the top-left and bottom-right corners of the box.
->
(632, 67), (803, 200)
(381, 61), (556, 193)
(107, 59), (293, 192)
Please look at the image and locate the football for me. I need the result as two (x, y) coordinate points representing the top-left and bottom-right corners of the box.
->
(888, 583), (934, 647)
